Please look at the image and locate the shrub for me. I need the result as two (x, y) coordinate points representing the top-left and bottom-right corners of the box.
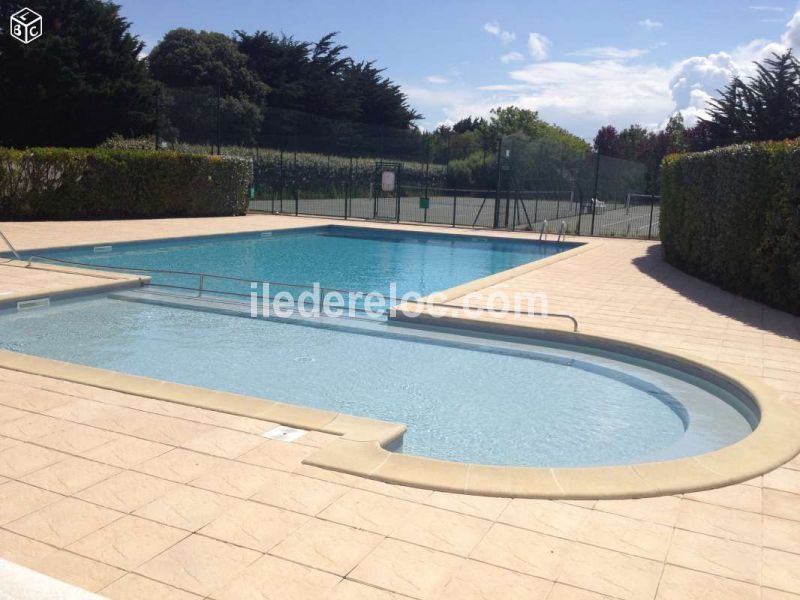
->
(100, 136), (447, 198)
(661, 140), (800, 314)
(0, 148), (252, 220)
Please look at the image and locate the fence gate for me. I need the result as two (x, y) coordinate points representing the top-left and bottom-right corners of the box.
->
(372, 161), (401, 221)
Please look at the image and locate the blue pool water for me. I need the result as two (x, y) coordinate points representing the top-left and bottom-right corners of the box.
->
(26, 226), (580, 299)
(0, 294), (756, 467)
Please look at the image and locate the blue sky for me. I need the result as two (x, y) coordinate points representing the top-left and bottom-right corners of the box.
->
(120, 0), (800, 138)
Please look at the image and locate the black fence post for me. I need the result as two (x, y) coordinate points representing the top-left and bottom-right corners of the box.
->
(511, 191), (518, 232)
(492, 139), (502, 229)
(154, 88), (160, 151)
(505, 188), (511, 229)
(293, 136), (299, 215)
(452, 192), (457, 227)
(590, 152), (601, 235)
(648, 197), (655, 240)
(279, 145), (284, 214)
(345, 153), (352, 220)
(215, 83), (221, 155)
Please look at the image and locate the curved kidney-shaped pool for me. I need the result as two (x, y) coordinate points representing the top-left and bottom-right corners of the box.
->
(0, 294), (758, 467)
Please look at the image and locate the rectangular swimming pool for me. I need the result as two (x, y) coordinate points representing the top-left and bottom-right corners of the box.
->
(22, 225), (580, 298)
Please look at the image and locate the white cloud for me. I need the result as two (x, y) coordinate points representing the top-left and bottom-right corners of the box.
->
(639, 18), (663, 31)
(411, 10), (800, 138)
(784, 11), (800, 48)
(749, 5), (784, 12)
(569, 46), (650, 60)
(507, 60), (672, 127)
(483, 22), (515, 45)
(500, 51), (525, 63)
(528, 33), (551, 60)
(669, 52), (740, 125)
(425, 75), (450, 84)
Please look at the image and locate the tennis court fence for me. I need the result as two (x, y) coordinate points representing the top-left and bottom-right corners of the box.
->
(249, 186), (661, 239)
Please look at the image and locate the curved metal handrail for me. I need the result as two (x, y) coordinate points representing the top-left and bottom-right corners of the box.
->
(0, 229), (21, 261)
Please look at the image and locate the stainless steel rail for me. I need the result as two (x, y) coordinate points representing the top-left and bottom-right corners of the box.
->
(557, 220), (567, 242)
(0, 229), (21, 260)
(25, 254), (579, 331)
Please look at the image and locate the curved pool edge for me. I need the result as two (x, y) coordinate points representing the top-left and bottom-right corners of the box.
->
(1, 316), (798, 499)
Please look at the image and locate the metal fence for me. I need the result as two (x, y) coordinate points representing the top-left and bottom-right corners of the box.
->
(249, 187), (661, 239)
(248, 134), (661, 239)
(148, 85), (659, 239)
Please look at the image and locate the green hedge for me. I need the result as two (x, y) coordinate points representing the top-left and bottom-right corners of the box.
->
(0, 148), (252, 220)
(661, 140), (800, 314)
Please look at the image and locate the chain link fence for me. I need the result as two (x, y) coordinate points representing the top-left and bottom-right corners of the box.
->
(132, 86), (661, 239)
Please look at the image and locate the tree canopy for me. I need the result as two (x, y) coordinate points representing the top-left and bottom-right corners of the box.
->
(149, 28), (422, 147)
(0, 0), (155, 147)
(430, 107), (590, 188)
(703, 51), (800, 146)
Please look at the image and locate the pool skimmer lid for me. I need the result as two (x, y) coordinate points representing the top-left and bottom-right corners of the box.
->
(262, 425), (306, 442)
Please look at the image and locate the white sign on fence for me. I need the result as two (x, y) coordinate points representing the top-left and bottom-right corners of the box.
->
(381, 170), (396, 192)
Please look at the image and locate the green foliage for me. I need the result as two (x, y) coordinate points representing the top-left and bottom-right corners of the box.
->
(251, 150), (445, 200)
(486, 107), (589, 155)
(100, 136), (445, 200)
(704, 51), (800, 146)
(0, 0), (156, 148)
(148, 29), (269, 145)
(592, 115), (688, 193)
(0, 148), (252, 220)
(430, 107), (589, 188)
(661, 140), (800, 314)
(150, 29), (421, 148)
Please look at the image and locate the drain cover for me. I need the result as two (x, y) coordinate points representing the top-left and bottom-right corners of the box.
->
(261, 425), (306, 442)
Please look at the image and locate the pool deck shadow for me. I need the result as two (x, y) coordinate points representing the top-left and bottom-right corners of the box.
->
(631, 244), (800, 342)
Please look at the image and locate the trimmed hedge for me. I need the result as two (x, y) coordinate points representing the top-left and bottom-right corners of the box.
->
(661, 140), (800, 314)
(0, 148), (252, 220)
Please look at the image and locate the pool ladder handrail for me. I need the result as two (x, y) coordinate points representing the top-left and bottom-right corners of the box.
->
(0, 229), (21, 261)
(539, 220), (548, 241)
(556, 220), (567, 242)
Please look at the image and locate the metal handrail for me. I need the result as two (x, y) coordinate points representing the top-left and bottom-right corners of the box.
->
(26, 254), (358, 296)
(557, 220), (567, 242)
(25, 254), (579, 331)
(401, 300), (579, 332)
(0, 229), (21, 260)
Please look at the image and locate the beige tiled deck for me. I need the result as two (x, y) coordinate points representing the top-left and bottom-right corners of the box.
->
(0, 215), (799, 599)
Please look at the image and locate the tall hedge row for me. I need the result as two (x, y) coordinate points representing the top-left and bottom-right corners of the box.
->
(661, 140), (800, 314)
(0, 148), (252, 220)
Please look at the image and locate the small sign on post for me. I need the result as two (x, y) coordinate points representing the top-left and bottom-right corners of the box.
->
(381, 170), (395, 192)
(419, 197), (430, 209)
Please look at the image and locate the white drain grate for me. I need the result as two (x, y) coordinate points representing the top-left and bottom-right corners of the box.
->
(261, 425), (306, 442)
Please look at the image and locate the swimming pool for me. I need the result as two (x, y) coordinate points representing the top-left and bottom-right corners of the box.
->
(24, 225), (580, 299)
(0, 292), (757, 468)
